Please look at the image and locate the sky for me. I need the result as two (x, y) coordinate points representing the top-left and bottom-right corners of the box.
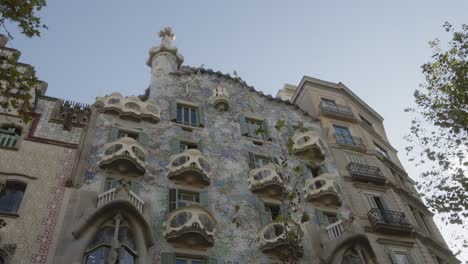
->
(4, 0), (468, 260)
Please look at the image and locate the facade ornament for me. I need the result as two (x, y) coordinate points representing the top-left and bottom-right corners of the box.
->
(146, 26), (184, 68)
(50, 100), (91, 130)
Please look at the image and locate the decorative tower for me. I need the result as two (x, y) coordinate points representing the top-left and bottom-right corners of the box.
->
(147, 27), (184, 98)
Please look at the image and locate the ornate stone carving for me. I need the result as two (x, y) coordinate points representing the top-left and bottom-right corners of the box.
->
(94, 92), (161, 123)
(257, 221), (303, 258)
(167, 149), (211, 186)
(97, 180), (145, 213)
(248, 163), (285, 199)
(98, 137), (148, 175)
(291, 131), (325, 162)
(303, 173), (341, 206)
(50, 100), (91, 130)
(146, 26), (184, 68)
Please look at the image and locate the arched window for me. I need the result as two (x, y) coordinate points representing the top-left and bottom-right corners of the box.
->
(0, 125), (21, 148)
(84, 214), (137, 264)
(342, 248), (365, 264)
(0, 181), (26, 214)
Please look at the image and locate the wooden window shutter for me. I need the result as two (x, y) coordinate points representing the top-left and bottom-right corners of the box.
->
(239, 115), (249, 136)
(248, 152), (256, 169)
(314, 208), (328, 226)
(130, 181), (141, 194)
(168, 189), (177, 212)
(137, 132), (149, 146)
(161, 252), (175, 264)
(200, 191), (209, 207)
(197, 105), (205, 127)
(109, 127), (119, 142)
(257, 199), (270, 225)
(366, 195), (378, 209)
(169, 138), (181, 154)
(169, 100), (178, 121)
(262, 119), (272, 141)
(197, 138), (204, 153)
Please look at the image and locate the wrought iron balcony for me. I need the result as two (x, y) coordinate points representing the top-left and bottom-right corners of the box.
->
(367, 208), (413, 235)
(99, 137), (148, 175)
(320, 101), (355, 120)
(303, 173), (341, 206)
(334, 134), (366, 150)
(257, 221), (303, 258)
(346, 162), (386, 185)
(248, 163), (285, 199)
(291, 131), (325, 162)
(95, 92), (161, 123)
(167, 149), (211, 186)
(163, 204), (216, 249)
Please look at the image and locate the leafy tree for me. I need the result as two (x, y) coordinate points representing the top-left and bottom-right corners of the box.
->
(0, 0), (47, 123)
(232, 120), (313, 263)
(405, 22), (468, 254)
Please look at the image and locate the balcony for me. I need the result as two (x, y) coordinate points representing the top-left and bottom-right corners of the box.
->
(99, 137), (148, 175)
(95, 92), (161, 123)
(209, 85), (230, 111)
(97, 182), (144, 214)
(257, 221), (303, 258)
(320, 101), (355, 121)
(291, 131), (325, 162)
(163, 204), (216, 249)
(334, 134), (366, 151)
(167, 149), (211, 186)
(248, 164), (285, 199)
(303, 173), (341, 207)
(326, 220), (344, 240)
(346, 162), (386, 185)
(367, 208), (413, 235)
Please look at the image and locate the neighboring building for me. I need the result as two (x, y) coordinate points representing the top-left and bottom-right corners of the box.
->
(0, 27), (458, 264)
(277, 77), (457, 263)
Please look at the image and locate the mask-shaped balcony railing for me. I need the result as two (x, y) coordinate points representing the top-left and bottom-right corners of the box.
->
(248, 164), (285, 199)
(257, 221), (303, 258)
(97, 182), (144, 214)
(209, 86), (230, 111)
(367, 208), (413, 235)
(319, 101), (355, 120)
(99, 137), (148, 175)
(163, 204), (216, 249)
(291, 131), (325, 162)
(346, 162), (386, 185)
(95, 92), (161, 123)
(334, 134), (366, 150)
(167, 149), (211, 186)
(303, 173), (341, 206)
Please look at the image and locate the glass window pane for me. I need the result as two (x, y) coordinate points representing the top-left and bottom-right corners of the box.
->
(122, 248), (135, 264)
(394, 253), (411, 264)
(183, 107), (189, 124)
(191, 109), (197, 126)
(85, 247), (104, 264)
(177, 106), (183, 123)
(176, 259), (187, 264)
(192, 261), (203, 264)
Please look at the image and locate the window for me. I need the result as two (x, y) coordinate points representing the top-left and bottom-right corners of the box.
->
(104, 178), (141, 194)
(323, 212), (338, 224)
(0, 125), (20, 148)
(239, 115), (271, 141)
(321, 98), (337, 107)
(374, 142), (389, 158)
(117, 130), (138, 140)
(315, 209), (339, 226)
(393, 251), (415, 264)
(409, 206), (432, 234)
(179, 141), (198, 152)
(365, 194), (389, 212)
(333, 125), (355, 145)
(84, 217), (137, 264)
(248, 152), (277, 169)
(176, 104), (198, 127)
(169, 189), (207, 212)
(347, 154), (366, 165)
(0, 181), (26, 214)
(359, 114), (373, 127)
(265, 204), (281, 221)
(176, 258), (204, 264)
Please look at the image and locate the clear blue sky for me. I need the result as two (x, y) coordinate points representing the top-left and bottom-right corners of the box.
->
(4, 0), (468, 259)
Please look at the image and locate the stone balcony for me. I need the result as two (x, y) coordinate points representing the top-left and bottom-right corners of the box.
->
(163, 204), (216, 249)
(209, 85), (230, 111)
(167, 149), (211, 186)
(257, 221), (303, 258)
(95, 92), (161, 123)
(291, 131), (325, 162)
(346, 162), (386, 185)
(248, 163), (285, 199)
(97, 182), (144, 214)
(325, 220), (344, 240)
(319, 101), (355, 121)
(303, 174), (341, 207)
(367, 208), (413, 235)
(98, 137), (148, 175)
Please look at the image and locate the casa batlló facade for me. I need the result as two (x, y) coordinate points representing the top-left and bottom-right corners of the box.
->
(0, 28), (459, 264)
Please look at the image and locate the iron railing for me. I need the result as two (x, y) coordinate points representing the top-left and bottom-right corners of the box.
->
(367, 208), (411, 228)
(346, 162), (385, 183)
(320, 101), (355, 119)
(334, 134), (365, 149)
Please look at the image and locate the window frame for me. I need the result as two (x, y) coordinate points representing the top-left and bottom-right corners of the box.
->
(374, 142), (389, 158)
(0, 180), (27, 215)
(359, 114), (373, 128)
(0, 125), (21, 149)
(176, 104), (198, 127)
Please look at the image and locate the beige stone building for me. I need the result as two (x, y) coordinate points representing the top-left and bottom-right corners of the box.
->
(0, 28), (459, 264)
(277, 76), (456, 263)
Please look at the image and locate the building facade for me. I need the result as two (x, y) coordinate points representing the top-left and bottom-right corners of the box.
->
(0, 28), (458, 264)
